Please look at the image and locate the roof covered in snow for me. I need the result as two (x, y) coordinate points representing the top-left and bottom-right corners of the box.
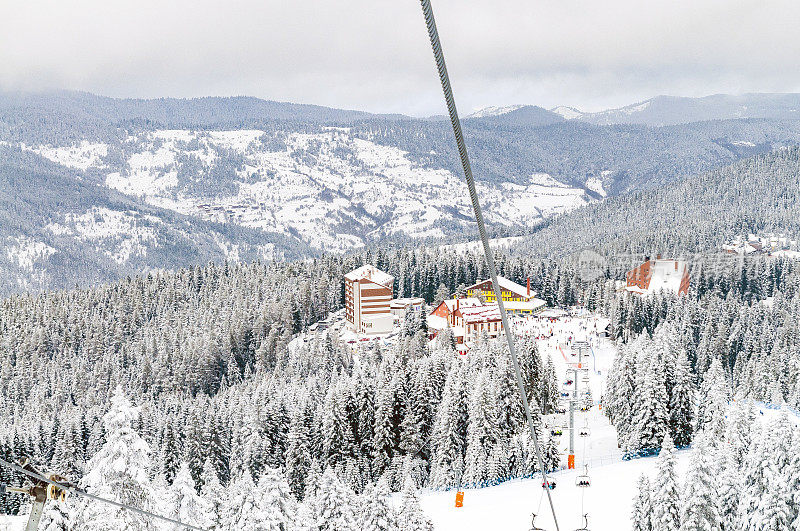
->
(344, 264), (394, 288)
(647, 259), (688, 294)
(457, 303), (502, 323)
(504, 299), (546, 311)
(442, 297), (482, 312)
(467, 276), (533, 299)
(427, 315), (448, 330)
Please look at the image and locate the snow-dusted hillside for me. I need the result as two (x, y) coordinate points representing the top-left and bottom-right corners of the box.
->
(25, 129), (593, 252)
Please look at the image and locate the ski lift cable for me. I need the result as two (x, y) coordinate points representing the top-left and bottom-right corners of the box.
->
(417, 1), (560, 529)
(0, 457), (207, 531)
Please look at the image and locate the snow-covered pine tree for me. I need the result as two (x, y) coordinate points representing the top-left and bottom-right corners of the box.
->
(314, 468), (358, 531)
(679, 433), (721, 531)
(285, 399), (315, 500)
(372, 374), (396, 479)
(626, 357), (668, 455)
(695, 358), (730, 439)
(631, 474), (653, 531)
(429, 362), (467, 488)
(74, 386), (159, 530)
(787, 428), (800, 528)
(397, 476), (433, 531)
(39, 500), (74, 531)
(252, 467), (296, 531)
(463, 371), (499, 486)
(651, 435), (680, 531)
(716, 443), (742, 529)
(200, 457), (225, 530)
(669, 349), (695, 447)
(359, 482), (399, 531)
(167, 462), (213, 530)
(220, 470), (257, 531)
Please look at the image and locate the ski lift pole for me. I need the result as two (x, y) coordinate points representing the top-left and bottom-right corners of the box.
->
(568, 364), (580, 469)
(418, 1), (560, 529)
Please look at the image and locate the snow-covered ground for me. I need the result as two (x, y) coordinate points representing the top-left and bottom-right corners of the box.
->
(420, 451), (690, 531)
(0, 516), (24, 531)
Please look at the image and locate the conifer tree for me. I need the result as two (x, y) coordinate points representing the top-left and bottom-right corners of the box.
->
(253, 467), (296, 531)
(679, 433), (721, 531)
(314, 468), (358, 531)
(201, 458), (225, 531)
(631, 474), (653, 531)
(651, 435), (680, 531)
(285, 400), (315, 500)
(397, 476), (433, 531)
(359, 482), (400, 531)
(168, 463), (213, 530)
(74, 387), (159, 530)
(669, 350), (695, 447)
(695, 358), (729, 439)
(429, 363), (467, 488)
(627, 358), (668, 455)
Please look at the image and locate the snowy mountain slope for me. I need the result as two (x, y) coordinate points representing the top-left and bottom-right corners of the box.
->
(0, 145), (309, 296)
(23, 128), (593, 253)
(464, 105), (565, 128)
(466, 105), (526, 118)
(550, 105), (584, 120)
(512, 146), (800, 260)
(5, 91), (800, 295)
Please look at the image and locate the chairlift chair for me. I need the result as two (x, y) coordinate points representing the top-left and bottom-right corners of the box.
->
(541, 480), (556, 490)
(576, 466), (591, 488)
(579, 427), (590, 437)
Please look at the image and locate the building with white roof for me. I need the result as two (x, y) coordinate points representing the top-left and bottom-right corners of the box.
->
(344, 264), (395, 335)
(466, 276), (536, 302)
(390, 297), (426, 321)
(625, 256), (689, 296)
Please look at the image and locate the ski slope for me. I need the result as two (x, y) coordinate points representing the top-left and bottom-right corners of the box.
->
(420, 452), (691, 531)
(421, 310), (688, 530)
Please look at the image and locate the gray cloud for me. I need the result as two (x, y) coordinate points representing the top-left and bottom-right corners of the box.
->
(2, 0), (800, 115)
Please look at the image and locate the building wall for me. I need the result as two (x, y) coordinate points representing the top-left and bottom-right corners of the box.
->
(345, 278), (392, 331)
(626, 260), (653, 290)
(679, 269), (690, 296)
(345, 278), (356, 327)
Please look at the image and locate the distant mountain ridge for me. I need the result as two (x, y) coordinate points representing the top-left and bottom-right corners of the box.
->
(0, 90), (411, 128)
(549, 93), (800, 127)
(3, 90), (800, 296)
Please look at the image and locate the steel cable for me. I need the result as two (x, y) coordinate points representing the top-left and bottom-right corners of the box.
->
(417, 1), (560, 528)
(0, 457), (207, 531)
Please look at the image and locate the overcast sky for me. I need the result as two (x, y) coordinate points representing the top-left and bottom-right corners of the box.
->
(3, 0), (800, 116)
